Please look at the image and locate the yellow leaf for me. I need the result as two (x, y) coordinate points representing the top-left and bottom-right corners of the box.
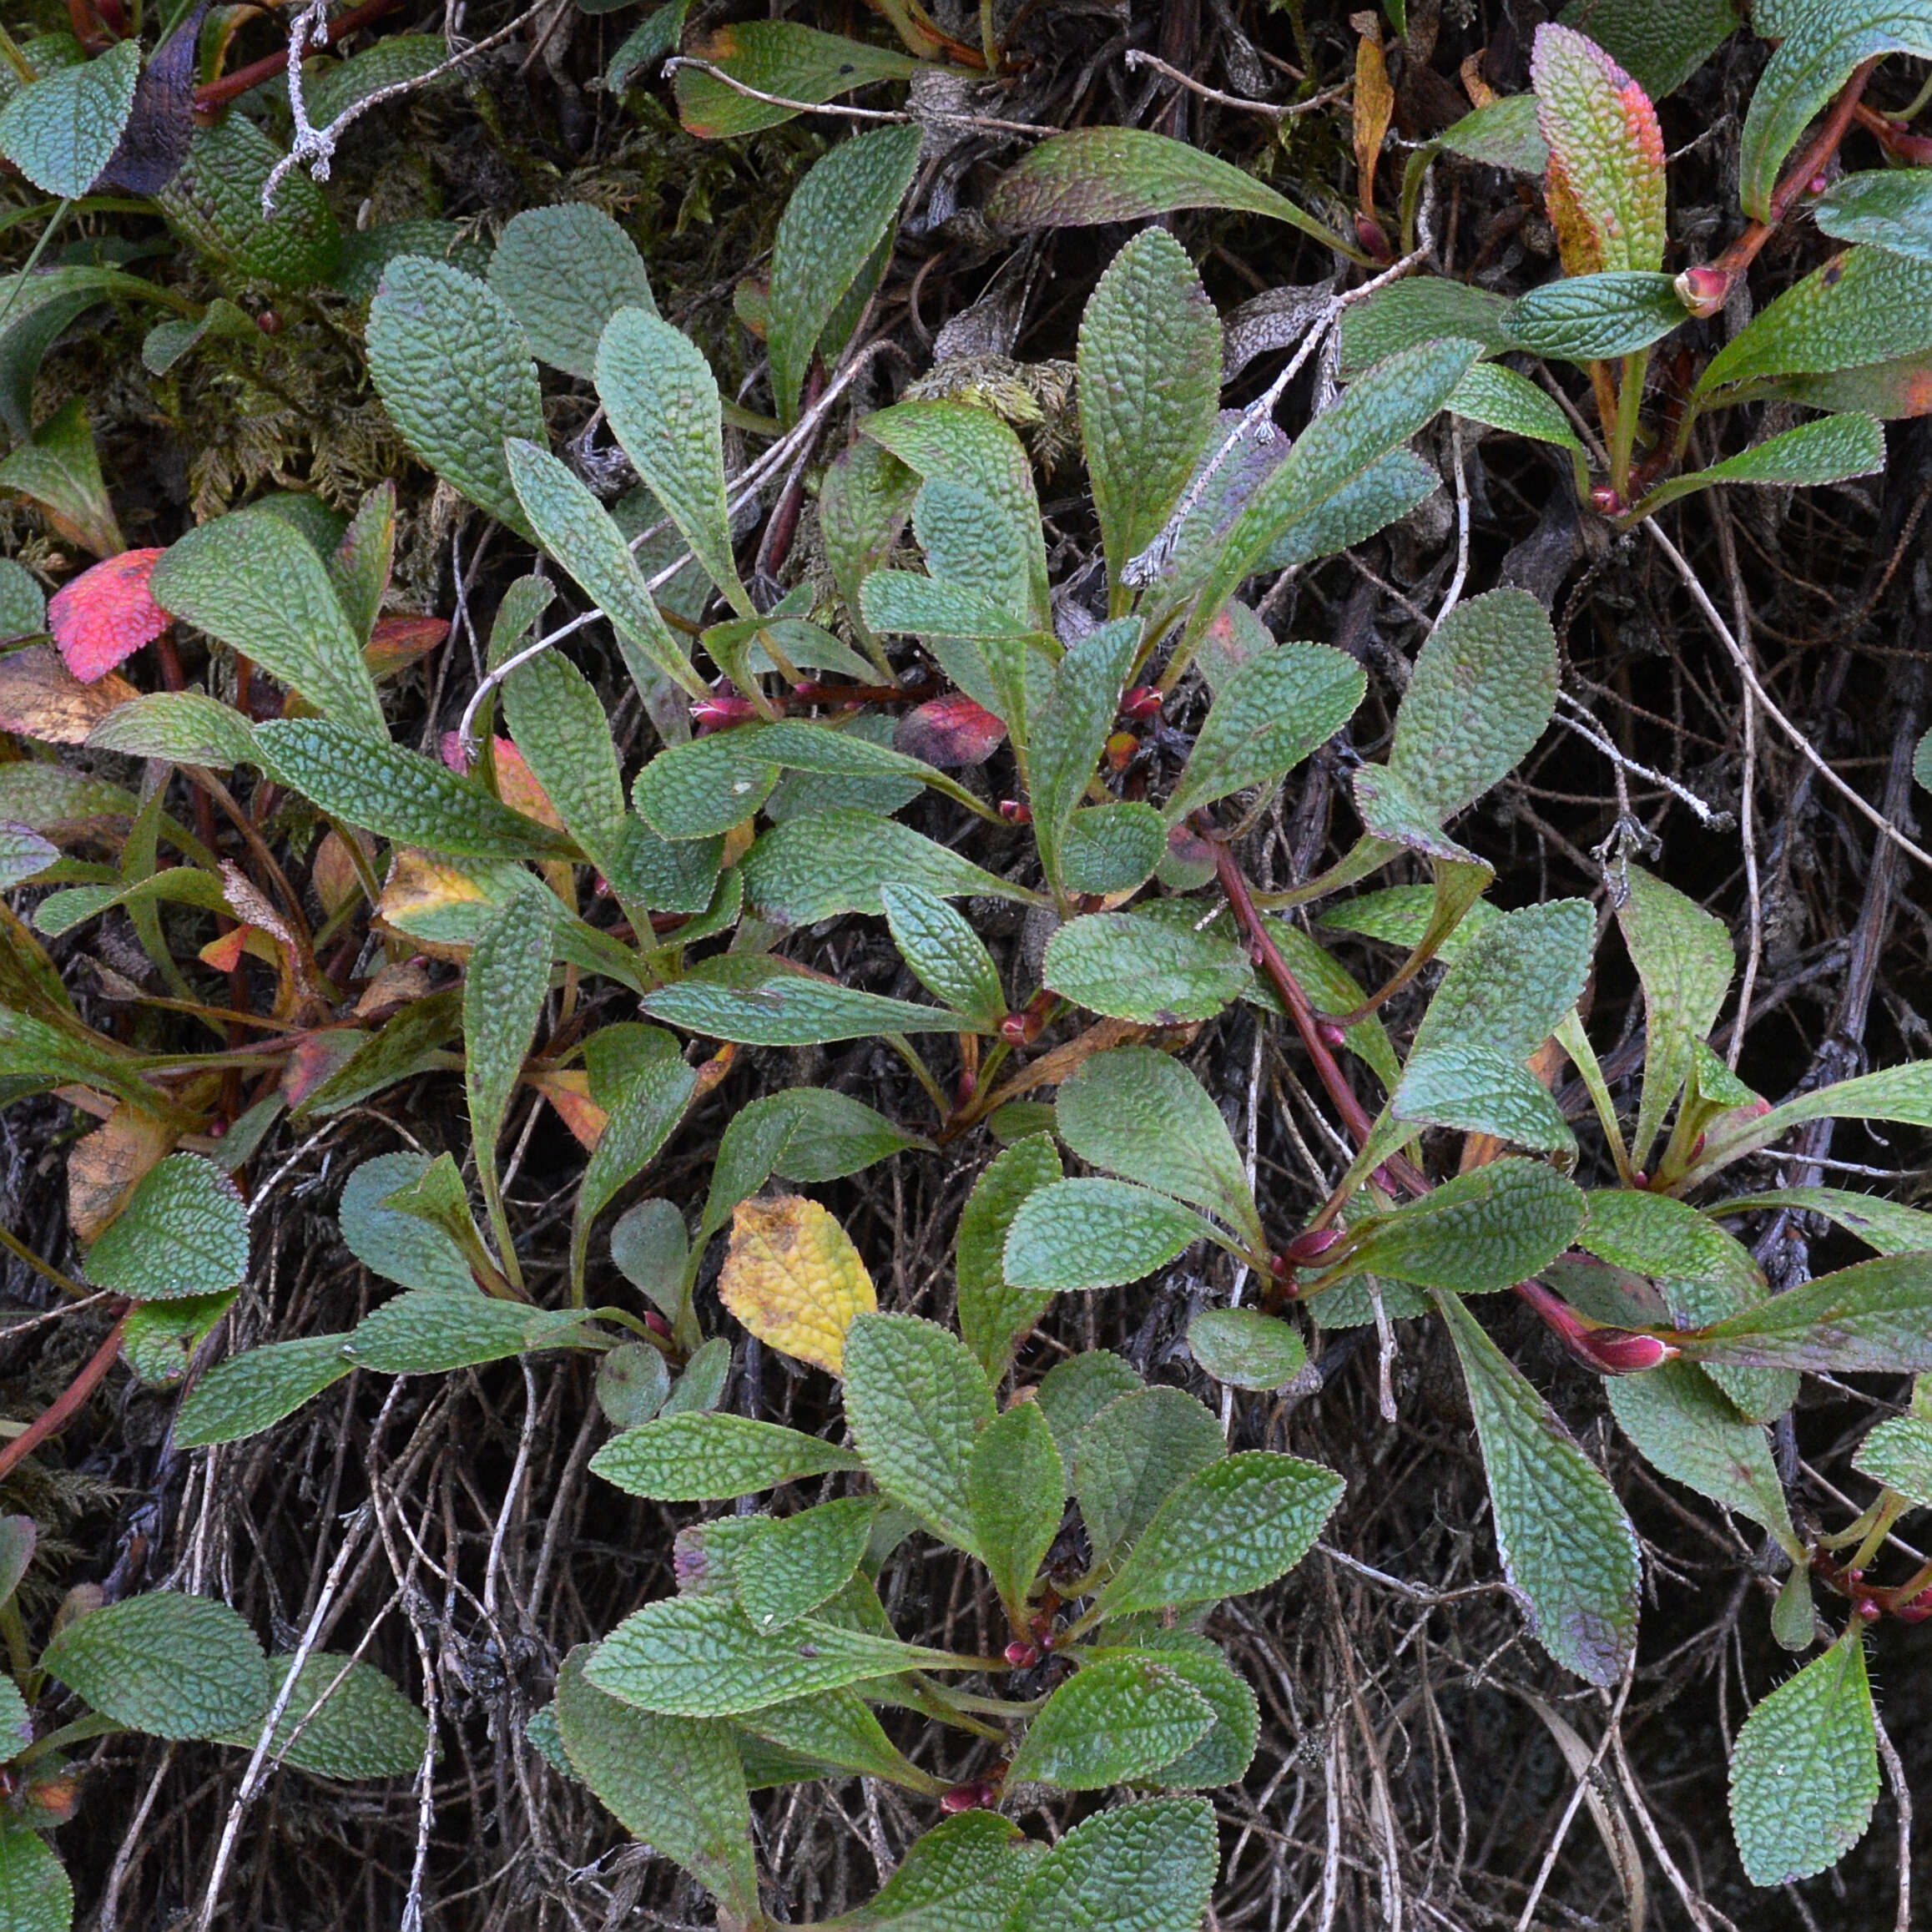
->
(719, 1195), (876, 1375)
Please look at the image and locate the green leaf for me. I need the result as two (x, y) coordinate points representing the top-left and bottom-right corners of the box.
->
(1036, 1352), (1143, 1485)
(149, 510), (386, 740)
(967, 1400), (1064, 1617)
(1696, 248), (1932, 402)
(588, 1595), (957, 1716)
(554, 1648), (762, 1923)
(744, 808), (1023, 927)
(83, 1153), (247, 1301)
(1715, 1185), (1932, 1258)
(464, 896), (553, 1268)
(735, 1497), (877, 1631)
(1681, 1254), (1932, 1372)
(882, 883), (1007, 1032)
(1556, 0), (1737, 98)
(1708, 1059), (1932, 1170)
(844, 1314), (996, 1556)
(255, 720), (575, 861)
(1166, 643), (1365, 820)
(1433, 1289), (1639, 1684)
(598, 307), (749, 613)
(670, 21), (918, 139)
(0, 38), (138, 195)
(0, 1820), (73, 1932)
(1003, 1178), (1228, 1294)
(663, 1335), (732, 1416)
(859, 570), (1045, 649)
(1336, 1159), (1585, 1295)
(597, 1343), (671, 1429)
(1435, 93), (1550, 172)
(571, 1027), (697, 1294)
(217, 1653), (427, 1779)
(956, 1136), (1061, 1380)
(1581, 1188), (1763, 1296)
(738, 1686), (941, 1793)
(815, 1812), (1034, 1930)
(1529, 24), (1666, 275)
(1729, 1629), (1879, 1883)
(366, 257), (544, 537)
(1057, 1047), (1261, 1250)
(502, 648), (627, 864)
(1122, 1632), (1259, 1788)
(1043, 912), (1251, 1025)
(610, 1197), (690, 1326)
(1187, 1309), (1308, 1390)
(643, 968), (980, 1044)
(1852, 1413), (1932, 1509)
(40, 1591), (269, 1740)
(1401, 896), (1592, 1059)
(1607, 1361), (1797, 1546)
(1007, 1656), (1213, 1791)
(1742, 7), (1932, 221)
(1078, 228), (1222, 600)
(1029, 618), (1141, 885)
(0, 396), (120, 557)
(1502, 271), (1687, 360)
(487, 204), (656, 379)
(306, 32), (448, 121)
(865, 403), (1049, 623)
(1639, 413), (1884, 514)
(1813, 168), (1932, 263)
(984, 127), (1349, 258)
(1060, 804), (1165, 895)
(769, 125), (921, 426)
(1388, 588), (1559, 820)
(1338, 278), (1513, 376)
(1076, 1386), (1226, 1569)
(1447, 361), (1583, 449)
(1188, 338), (1481, 648)
(172, 1334), (354, 1447)
(633, 732), (778, 839)
(0, 824), (53, 890)
(1095, 1451), (1343, 1617)
(346, 1292), (589, 1374)
(1003, 1796), (1217, 1932)
(591, 1412), (864, 1500)
(504, 439), (707, 702)
(1615, 864), (1733, 1168)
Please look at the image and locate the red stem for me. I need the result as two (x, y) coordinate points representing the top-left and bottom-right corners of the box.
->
(194, 0), (406, 109)
(0, 1305), (131, 1486)
(1696, 57), (1881, 299)
(1208, 830), (1430, 1200)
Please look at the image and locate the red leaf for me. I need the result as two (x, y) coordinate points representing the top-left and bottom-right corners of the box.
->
(894, 693), (1008, 768)
(439, 730), (565, 830)
(49, 548), (169, 684)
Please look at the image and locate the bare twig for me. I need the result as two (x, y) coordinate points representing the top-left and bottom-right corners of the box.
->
(1647, 522), (1932, 876)
(659, 57), (1061, 136)
(1122, 48), (1348, 122)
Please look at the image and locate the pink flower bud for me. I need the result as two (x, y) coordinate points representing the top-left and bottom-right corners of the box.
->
(1283, 1226), (1344, 1264)
(1004, 1639), (1040, 1667)
(1120, 686), (1163, 720)
(1674, 265), (1731, 318)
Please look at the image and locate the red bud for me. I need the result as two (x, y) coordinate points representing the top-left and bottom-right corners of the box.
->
(1284, 1226), (1344, 1264)
(1894, 1587), (1932, 1623)
(1674, 264), (1731, 318)
(1855, 1597), (1883, 1622)
(998, 1014), (1030, 1044)
(1120, 685), (1163, 720)
(1316, 1020), (1347, 1047)
(255, 309), (282, 335)
(1103, 730), (1138, 772)
(998, 799), (1032, 825)
(941, 1783), (996, 1813)
(1004, 1639), (1040, 1667)
(691, 694), (759, 732)
(1355, 213), (1393, 261)
(1576, 1329), (1677, 1375)
(1590, 485), (1624, 517)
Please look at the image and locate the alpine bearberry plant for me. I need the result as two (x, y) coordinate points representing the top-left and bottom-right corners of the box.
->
(3, 0), (1932, 1924)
